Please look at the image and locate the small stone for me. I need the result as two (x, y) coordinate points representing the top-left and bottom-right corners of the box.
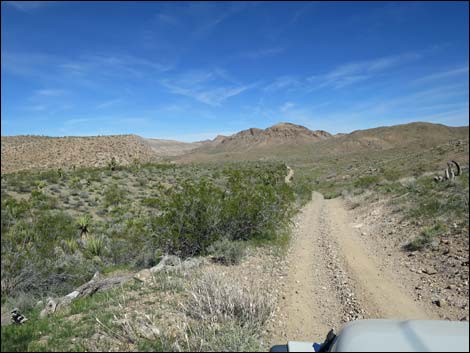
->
(133, 269), (153, 283)
(423, 267), (437, 275)
(434, 299), (448, 308)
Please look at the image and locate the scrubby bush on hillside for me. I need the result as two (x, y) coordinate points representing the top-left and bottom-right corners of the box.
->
(153, 164), (294, 258)
(208, 238), (246, 265)
(153, 179), (223, 257)
(102, 183), (127, 208)
(1, 161), (300, 304)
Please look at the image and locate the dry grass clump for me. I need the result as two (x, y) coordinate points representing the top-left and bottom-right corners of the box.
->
(183, 270), (274, 329)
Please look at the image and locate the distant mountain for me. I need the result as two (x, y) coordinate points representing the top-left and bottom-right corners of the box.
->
(202, 122), (332, 152)
(178, 122), (469, 162)
(2, 122), (468, 173)
(144, 138), (206, 157)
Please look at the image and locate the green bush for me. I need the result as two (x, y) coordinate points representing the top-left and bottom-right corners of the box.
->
(154, 179), (223, 258)
(208, 238), (246, 265)
(152, 164), (295, 258)
(84, 236), (106, 257)
(354, 175), (380, 189)
(102, 184), (127, 208)
(404, 223), (447, 251)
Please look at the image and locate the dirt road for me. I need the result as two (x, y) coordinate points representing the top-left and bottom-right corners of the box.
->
(270, 192), (437, 344)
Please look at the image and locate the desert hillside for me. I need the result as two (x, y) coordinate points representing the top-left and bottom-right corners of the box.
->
(199, 122), (331, 152)
(2, 122), (468, 174)
(1, 135), (159, 174)
(144, 138), (207, 157)
(179, 122), (469, 163)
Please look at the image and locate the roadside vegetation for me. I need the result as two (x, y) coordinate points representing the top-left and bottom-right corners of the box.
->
(305, 138), (469, 252)
(1, 161), (308, 351)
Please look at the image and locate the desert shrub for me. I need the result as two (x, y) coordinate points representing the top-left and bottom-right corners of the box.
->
(141, 197), (160, 208)
(354, 175), (380, 189)
(382, 168), (402, 181)
(152, 164), (295, 258)
(290, 173), (314, 206)
(220, 166), (294, 242)
(39, 169), (61, 184)
(30, 190), (57, 210)
(208, 238), (245, 265)
(408, 196), (442, 218)
(1, 197), (31, 232)
(404, 223), (447, 251)
(108, 157), (118, 171)
(102, 183), (127, 208)
(1, 211), (81, 296)
(69, 176), (81, 189)
(164, 320), (261, 352)
(84, 236), (106, 257)
(77, 215), (92, 237)
(184, 271), (274, 329)
(154, 179), (223, 258)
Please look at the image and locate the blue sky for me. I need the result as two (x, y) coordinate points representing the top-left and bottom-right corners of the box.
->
(1, 1), (469, 141)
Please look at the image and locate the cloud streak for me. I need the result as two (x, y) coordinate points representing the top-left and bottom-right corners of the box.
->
(412, 66), (469, 84)
(308, 52), (421, 89)
(160, 69), (256, 106)
(5, 1), (56, 11)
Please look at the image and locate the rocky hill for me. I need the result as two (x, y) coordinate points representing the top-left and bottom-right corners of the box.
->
(205, 122), (332, 151)
(1, 134), (160, 174)
(180, 122), (469, 162)
(2, 122), (468, 173)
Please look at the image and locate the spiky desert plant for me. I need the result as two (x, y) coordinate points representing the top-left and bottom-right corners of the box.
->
(108, 157), (118, 171)
(77, 214), (91, 238)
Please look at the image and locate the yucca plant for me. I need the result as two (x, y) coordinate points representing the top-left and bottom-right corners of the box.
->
(85, 235), (105, 257)
(108, 157), (118, 171)
(77, 214), (91, 238)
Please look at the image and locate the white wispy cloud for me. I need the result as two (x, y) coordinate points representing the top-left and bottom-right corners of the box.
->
(264, 52), (422, 93)
(5, 1), (55, 11)
(160, 69), (256, 106)
(60, 54), (173, 79)
(96, 98), (122, 110)
(23, 104), (47, 112)
(156, 13), (181, 26)
(34, 89), (66, 96)
(412, 66), (469, 84)
(308, 52), (421, 89)
(239, 47), (285, 60)
(280, 102), (295, 112)
(64, 116), (149, 126)
(264, 76), (301, 92)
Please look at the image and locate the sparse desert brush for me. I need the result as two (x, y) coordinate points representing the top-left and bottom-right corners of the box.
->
(102, 183), (128, 208)
(398, 176), (416, 188)
(84, 235), (106, 257)
(353, 175), (380, 189)
(184, 270), (274, 330)
(404, 223), (447, 251)
(208, 238), (246, 265)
